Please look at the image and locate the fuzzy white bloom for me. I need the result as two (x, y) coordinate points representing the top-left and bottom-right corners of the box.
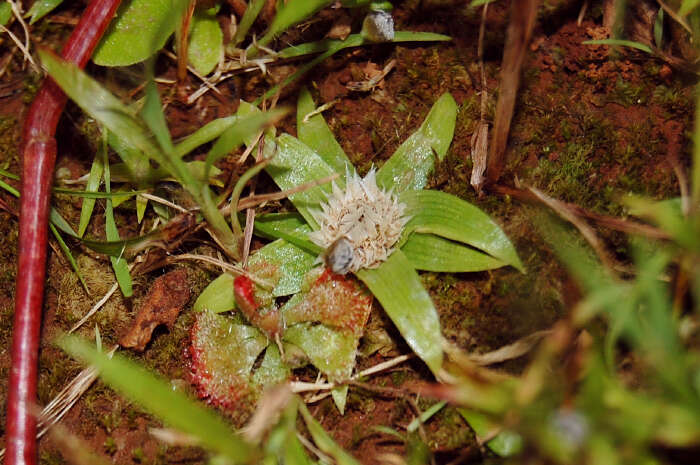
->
(309, 169), (408, 273)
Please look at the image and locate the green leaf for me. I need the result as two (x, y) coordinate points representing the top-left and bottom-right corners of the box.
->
(400, 190), (524, 272)
(253, 213), (321, 255)
(205, 108), (287, 178)
(297, 87), (352, 174)
(251, 343), (290, 389)
(376, 93), (457, 193)
(174, 116), (238, 158)
(276, 31), (451, 60)
(331, 385), (349, 415)
(356, 250), (443, 375)
(284, 323), (358, 381)
(401, 233), (506, 272)
(193, 273), (236, 313)
(40, 50), (166, 169)
(582, 39), (653, 54)
(59, 335), (256, 462)
(78, 154), (104, 237)
(0, 2), (12, 26)
(257, 31), (450, 104)
(55, 187), (146, 200)
(93, 0), (188, 66)
(49, 224), (89, 294)
(680, 0), (700, 16)
(249, 239), (316, 297)
(264, 134), (337, 227)
(189, 6), (223, 75)
(26, 0), (63, 24)
(457, 408), (523, 457)
(298, 403), (362, 465)
(257, 0), (333, 49)
(233, 0), (265, 45)
(102, 142), (133, 297)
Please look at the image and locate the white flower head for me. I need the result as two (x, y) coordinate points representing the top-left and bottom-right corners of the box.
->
(309, 168), (408, 273)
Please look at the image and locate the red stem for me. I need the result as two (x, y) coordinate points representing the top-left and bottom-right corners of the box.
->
(6, 2), (121, 464)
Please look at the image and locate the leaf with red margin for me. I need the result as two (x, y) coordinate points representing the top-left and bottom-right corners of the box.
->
(188, 310), (289, 421)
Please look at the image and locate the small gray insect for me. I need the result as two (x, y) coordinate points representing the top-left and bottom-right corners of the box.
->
(362, 9), (395, 42)
(325, 237), (354, 275)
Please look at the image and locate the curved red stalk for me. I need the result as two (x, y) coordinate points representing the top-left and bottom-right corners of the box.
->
(6, 2), (122, 464)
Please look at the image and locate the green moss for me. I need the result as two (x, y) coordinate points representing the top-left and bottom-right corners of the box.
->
(39, 451), (67, 465)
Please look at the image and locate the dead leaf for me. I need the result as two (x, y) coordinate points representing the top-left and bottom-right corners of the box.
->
(486, 0), (539, 186)
(470, 121), (489, 196)
(120, 268), (190, 351)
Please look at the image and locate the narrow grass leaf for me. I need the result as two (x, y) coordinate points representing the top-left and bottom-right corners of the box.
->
(401, 233), (506, 272)
(59, 336), (256, 462)
(582, 39), (653, 54)
(356, 250), (443, 375)
(400, 190), (524, 272)
(142, 80), (175, 156)
(407, 401), (447, 433)
(205, 108), (287, 177)
(258, 31), (450, 104)
(50, 224), (89, 294)
(234, 0), (265, 44)
(276, 31), (450, 59)
(457, 408), (523, 457)
(299, 402), (362, 465)
(297, 87), (352, 174)
(376, 93), (457, 193)
(102, 143), (133, 297)
(78, 155), (103, 237)
(40, 50), (166, 168)
(264, 134), (336, 227)
(56, 188), (146, 199)
(257, 0), (333, 48)
(188, 6), (223, 75)
(27, 0), (63, 24)
(174, 116), (237, 158)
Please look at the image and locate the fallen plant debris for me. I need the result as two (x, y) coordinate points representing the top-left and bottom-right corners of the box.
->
(119, 268), (190, 351)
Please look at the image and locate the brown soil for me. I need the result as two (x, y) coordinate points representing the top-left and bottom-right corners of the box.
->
(0, 1), (693, 464)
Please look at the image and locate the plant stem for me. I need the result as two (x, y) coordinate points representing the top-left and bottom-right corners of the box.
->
(6, 2), (122, 464)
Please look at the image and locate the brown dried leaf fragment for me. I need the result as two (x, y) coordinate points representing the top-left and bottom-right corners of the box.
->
(120, 268), (190, 351)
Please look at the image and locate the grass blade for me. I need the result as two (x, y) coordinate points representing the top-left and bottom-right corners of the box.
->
(77, 154), (103, 237)
(102, 140), (133, 298)
(400, 190), (524, 272)
(356, 250), (443, 375)
(582, 39), (653, 54)
(233, 0), (265, 45)
(257, 0), (333, 49)
(298, 402), (362, 465)
(27, 0), (63, 25)
(49, 223), (89, 294)
(174, 116), (238, 158)
(59, 335), (256, 462)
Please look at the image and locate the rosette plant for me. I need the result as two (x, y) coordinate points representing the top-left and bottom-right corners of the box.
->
(191, 88), (524, 414)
